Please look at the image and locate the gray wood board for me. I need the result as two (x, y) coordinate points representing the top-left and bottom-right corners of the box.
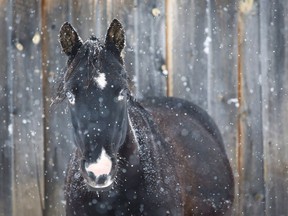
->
(208, 1), (239, 213)
(167, 0), (209, 109)
(0, 0), (12, 215)
(237, 1), (265, 215)
(261, 0), (288, 215)
(42, 1), (73, 215)
(11, 0), (44, 215)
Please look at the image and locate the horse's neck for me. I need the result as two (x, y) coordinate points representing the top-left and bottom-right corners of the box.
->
(125, 99), (182, 205)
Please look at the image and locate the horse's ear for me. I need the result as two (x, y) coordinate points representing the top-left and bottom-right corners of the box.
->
(59, 22), (83, 56)
(105, 19), (125, 55)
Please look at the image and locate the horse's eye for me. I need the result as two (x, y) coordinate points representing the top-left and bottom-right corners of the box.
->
(66, 91), (75, 105)
(117, 89), (127, 101)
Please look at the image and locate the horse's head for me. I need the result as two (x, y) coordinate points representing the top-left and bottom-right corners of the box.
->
(58, 19), (129, 190)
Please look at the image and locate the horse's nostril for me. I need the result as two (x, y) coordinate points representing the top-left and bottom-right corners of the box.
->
(97, 174), (108, 185)
(87, 171), (96, 181)
(87, 172), (108, 185)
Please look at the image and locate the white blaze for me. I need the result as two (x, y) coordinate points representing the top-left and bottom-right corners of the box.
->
(94, 73), (107, 90)
(85, 148), (112, 177)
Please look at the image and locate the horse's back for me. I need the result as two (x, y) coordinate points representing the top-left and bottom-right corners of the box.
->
(141, 97), (234, 215)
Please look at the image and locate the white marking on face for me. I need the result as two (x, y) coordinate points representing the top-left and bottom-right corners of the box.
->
(66, 91), (75, 105)
(85, 148), (112, 177)
(94, 73), (107, 90)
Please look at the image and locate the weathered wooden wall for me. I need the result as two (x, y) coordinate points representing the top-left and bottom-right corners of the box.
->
(0, 0), (287, 215)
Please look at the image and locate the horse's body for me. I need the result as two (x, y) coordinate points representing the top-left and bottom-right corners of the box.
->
(58, 19), (234, 216)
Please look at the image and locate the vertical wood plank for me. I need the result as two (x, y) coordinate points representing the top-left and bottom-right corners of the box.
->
(166, 0), (208, 109)
(42, 0), (73, 215)
(71, 0), (108, 40)
(11, 0), (44, 215)
(71, 0), (97, 39)
(134, 0), (166, 98)
(207, 1), (239, 214)
(93, 0), (109, 38)
(261, 0), (288, 215)
(208, 0), (238, 157)
(237, 0), (265, 215)
(0, 0), (12, 215)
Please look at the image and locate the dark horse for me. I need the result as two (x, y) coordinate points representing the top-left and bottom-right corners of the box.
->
(57, 19), (234, 215)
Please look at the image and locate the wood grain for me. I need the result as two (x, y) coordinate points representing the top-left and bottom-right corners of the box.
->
(166, 0), (209, 109)
(11, 0), (44, 215)
(237, 1), (265, 215)
(0, 0), (12, 215)
(42, 0), (73, 215)
(133, 0), (167, 98)
(208, 1), (239, 214)
(261, 1), (288, 215)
